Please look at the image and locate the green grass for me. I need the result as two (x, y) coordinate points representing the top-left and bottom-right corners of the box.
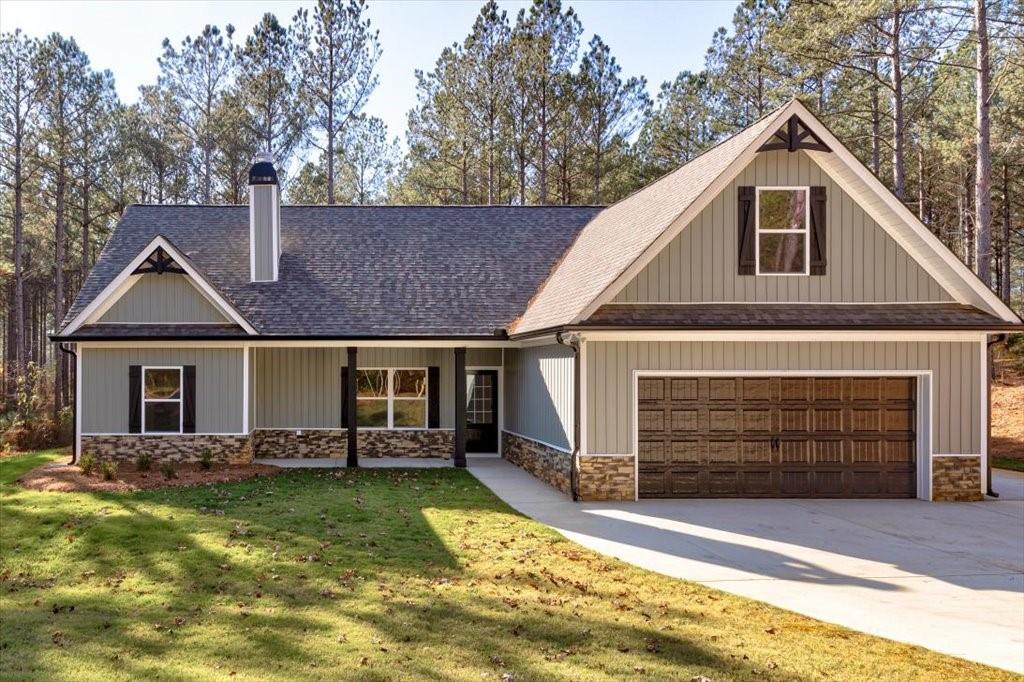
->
(993, 458), (1024, 472)
(0, 452), (1014, 681)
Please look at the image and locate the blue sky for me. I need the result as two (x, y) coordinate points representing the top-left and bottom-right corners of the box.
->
(1, 0), (737, 141)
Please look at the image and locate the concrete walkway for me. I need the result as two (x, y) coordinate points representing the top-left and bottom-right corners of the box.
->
(468, 458), (1024, 674)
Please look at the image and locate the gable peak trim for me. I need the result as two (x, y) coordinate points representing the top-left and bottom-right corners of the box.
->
(62, 235), (258, 336)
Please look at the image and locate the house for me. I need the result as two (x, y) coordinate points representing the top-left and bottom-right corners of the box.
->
(54, 100), (1022, 503)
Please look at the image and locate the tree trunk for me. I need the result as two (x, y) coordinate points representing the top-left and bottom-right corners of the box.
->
(1002, 163), (1011, 304)
(54, 159), (67, 418)
(974, 0), (992, 286)
(12, 130), (25, 380)
(890, 9), (906, 200)
(917, 143), (926, 223)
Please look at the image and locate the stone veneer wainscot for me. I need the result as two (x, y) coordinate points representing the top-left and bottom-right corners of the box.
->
(252, 429), (454, 459)
(81, 434), (253, 465)
(931, 455), (983, 502)
(502, 431), (571, 494)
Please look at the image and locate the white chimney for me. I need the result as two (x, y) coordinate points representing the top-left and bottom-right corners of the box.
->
(248, 152), (280, 282)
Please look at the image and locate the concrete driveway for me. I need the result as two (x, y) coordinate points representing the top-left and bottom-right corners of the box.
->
(469, 459), (1024, 673)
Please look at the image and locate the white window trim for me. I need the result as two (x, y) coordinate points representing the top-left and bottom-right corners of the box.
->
(355, 367), (428, 430)
(141, 365), (183, 435)
(755, 186), (810, 276)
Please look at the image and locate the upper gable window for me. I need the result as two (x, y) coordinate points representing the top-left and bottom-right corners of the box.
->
(756, 187), (809, 275)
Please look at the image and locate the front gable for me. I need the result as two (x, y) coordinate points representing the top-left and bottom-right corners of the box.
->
(61, 235), (257, 336)
(613, 149), (953, 304)
(98, 273), (233, 324)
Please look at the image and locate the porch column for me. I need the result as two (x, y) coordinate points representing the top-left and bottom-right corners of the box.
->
(347, 346), (358, 467)
(453, 347), (467, 468)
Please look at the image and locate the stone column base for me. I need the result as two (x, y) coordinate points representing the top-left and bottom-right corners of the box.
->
(577, 455), (636, 501)
(81, 434), (253, 465)
(932, 456), (983, 501)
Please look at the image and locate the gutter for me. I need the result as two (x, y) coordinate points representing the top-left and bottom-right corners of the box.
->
(986, 333), (1009, 498)
(57, 343), (78, 465)
(555, 331), (581, 502)
(510, 323), (1024, 341)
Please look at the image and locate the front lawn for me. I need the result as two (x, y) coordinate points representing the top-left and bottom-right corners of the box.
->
(0, 453), (1014, 681)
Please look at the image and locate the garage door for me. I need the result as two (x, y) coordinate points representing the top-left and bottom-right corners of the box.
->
(637, 376), (916, 499)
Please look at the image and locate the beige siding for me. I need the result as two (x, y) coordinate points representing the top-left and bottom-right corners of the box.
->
(613, 150), (951, 304)
(99, 274), (229, 323)
(81, 347), (244, 433)
(255, 347), (461, 429)
(467, 348), (503, 366)
(504, 344), (574, 450)
(252, 187), (277, 281)
(586, 340), (979, 456)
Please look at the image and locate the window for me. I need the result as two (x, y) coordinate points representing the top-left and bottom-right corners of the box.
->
(355, 368), (427, 429)
(756, 187), (809, 275)
(143, 367), (182, 433)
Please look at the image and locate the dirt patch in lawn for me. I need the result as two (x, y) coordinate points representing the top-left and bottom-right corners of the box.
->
(991, 377), (1024, 461)
(17, 461), (282, 492)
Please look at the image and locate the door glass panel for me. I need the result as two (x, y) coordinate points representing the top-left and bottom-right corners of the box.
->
(466, 374), (493, 424)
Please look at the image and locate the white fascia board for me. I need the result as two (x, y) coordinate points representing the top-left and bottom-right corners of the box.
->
(63, 236), (258, 336)
(578, 330), (990, 343)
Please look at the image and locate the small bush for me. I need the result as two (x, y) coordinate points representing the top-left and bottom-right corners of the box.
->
(79, 453), (96, 475)
(100, 460), (118, 481)
(160, 461), (177, 480)
(136, 453), (152, 471)
(199, 448), (213, 471)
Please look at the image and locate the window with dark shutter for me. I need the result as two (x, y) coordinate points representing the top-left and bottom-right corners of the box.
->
(182, 365), (196, 433)
(428, 366), (440, 428)
(809, 186), (827, 275)
(129, 365), (142, 433)
(738, 186), (756, 275)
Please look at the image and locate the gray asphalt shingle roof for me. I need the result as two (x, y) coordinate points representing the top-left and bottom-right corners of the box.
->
(63, 204), (604, 337)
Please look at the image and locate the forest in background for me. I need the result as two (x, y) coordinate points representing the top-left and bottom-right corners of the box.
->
(1, 0), (1022, 447)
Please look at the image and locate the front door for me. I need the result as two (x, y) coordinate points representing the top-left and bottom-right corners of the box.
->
(466, 370), (499, 453)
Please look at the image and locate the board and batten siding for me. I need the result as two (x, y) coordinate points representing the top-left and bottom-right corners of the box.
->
(503, 345), (574, 451)
(613, 150), (951, 304)
(98, 274), (229, 324)
(254, 347), (501, 429)
(81, 347), (244, 433)
(585, 341), (979, 456)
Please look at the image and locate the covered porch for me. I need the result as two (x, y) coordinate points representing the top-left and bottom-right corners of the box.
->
(249, 344), (506, 466)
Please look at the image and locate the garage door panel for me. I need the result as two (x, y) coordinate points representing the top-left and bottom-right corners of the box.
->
(638, 375), (916, 499)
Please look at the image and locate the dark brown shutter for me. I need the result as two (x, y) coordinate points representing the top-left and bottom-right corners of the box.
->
(182, 365), (196, 433)
(427, 366), (440, 428)
(340, 367), (349, 426)
(738, 186), (756, 275)
(129, 365), (142, 433)
(809, 186), (827, 275)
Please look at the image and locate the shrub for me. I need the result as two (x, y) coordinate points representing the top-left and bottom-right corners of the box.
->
(160, 461), (177, 479)
(100, 460), (118, 481)
(136, 453), (152, 471)
(79, 453), (97, 475)
(199, 448), (213, 470)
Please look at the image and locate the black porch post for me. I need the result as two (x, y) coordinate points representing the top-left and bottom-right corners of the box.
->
(347, 346), (358, 467)
(454, 347), (467, 468)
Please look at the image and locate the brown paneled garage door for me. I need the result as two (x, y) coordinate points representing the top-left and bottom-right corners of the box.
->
(637, 376), (916, 499)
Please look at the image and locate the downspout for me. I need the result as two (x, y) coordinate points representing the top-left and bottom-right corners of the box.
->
(556, 332), (581, 501)
(57, 342), (78, 465)
(986, 333), (1008, 498)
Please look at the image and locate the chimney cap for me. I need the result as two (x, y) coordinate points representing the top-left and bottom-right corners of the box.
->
(249, 152), (278, 186)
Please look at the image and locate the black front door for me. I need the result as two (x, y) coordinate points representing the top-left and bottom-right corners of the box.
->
(465, 370), (498, 453)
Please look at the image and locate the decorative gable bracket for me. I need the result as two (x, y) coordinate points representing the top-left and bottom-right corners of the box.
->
(132, 246), (186, 275)
(757, 114), (831, 153)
